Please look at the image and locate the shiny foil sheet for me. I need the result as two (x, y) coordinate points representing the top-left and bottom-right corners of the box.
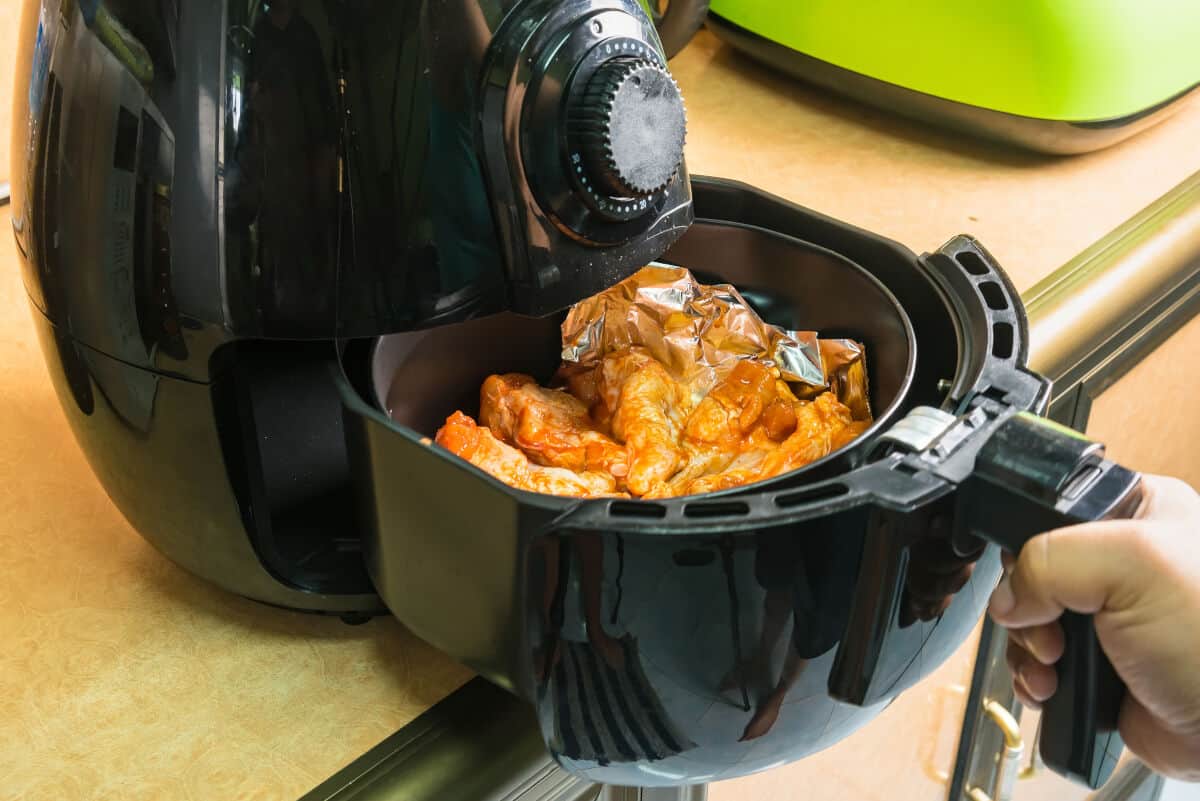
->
(561, 265), (868, 412)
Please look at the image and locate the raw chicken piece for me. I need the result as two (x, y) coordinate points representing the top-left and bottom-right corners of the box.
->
(442, 339), (872, 499)
(479, 374), (629, 481)
(555, 348), (695, 495)
(674, 391), (855, 496)
(645, 360), (790, 496)
(684, 360), (783, 451)
(435, 411), (622, 498)
(556, 347), (658, 433)
(752, 391), (856, 477)
(607, 354), (692, 496)
(555, 362), (602, 416)
(832, 419), (872, 451)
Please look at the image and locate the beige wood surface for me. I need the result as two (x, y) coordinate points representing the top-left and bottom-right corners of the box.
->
(1089, 316), (1200, 488)
(2, 14), (1200, 801)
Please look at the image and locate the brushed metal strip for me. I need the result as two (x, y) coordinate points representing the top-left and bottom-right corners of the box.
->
(1026, 171), (1200, 383)
(298, 677), (709, 801)
(601, 788), (708, 801)
(298, 679), (597, 801)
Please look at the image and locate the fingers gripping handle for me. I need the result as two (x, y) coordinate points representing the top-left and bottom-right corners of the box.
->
(960, 412), (1144, 789)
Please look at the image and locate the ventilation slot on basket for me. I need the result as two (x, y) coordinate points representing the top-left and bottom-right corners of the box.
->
(776, 483), (849, 509)
(992, 322), (1015, 359)
(610, 500), (667, 519)
(978, 281), (1008, 311)
(981, 385), (1010, 404)
(956, 250), (990, 276)
(683, 500), (750, 519)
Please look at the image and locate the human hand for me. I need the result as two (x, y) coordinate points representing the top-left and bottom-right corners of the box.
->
(988, 474), (1200, 781)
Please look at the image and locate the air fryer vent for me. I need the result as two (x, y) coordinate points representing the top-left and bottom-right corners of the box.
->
(992, 322), (1015, 359)
(775, 482), (849, 509)
(683, 500), (750, 519)
(609, 500), (667, 519)
(956, 250), (991, 276)
(979, 281), (1008, 311)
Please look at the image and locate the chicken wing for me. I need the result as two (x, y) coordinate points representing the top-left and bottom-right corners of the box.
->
(479, 373), (629, 481)
(435, 411), (622, 498)
(556, 347), (659, 433)
(754, 391), (856, 477)
(684, 360), (783, 451)
(645, 360), (789, 496)
(673, 391), (856, 496)
(607, 353), (692, 496)
(443, 340), (872, 500)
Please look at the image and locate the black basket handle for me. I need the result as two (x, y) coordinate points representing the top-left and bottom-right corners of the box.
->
(958, 412), (1144, 789)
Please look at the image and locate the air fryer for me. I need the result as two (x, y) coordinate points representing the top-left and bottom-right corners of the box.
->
(11, 0), (1140, 793)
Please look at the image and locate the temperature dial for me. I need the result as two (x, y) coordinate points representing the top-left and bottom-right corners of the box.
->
(568, 58), (687, 202)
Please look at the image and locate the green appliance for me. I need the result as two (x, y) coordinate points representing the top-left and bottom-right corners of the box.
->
(651, 0), (1200, 154)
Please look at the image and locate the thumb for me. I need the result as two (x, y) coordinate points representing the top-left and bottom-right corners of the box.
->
(988, 520), (1156, 629)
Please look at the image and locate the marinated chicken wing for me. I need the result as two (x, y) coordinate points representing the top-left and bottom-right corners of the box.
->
(685, 360), (782, 451)
(479, 373), (629, 481)
(435, 411), (622, 498)
(674, 391), (856, 496)
(608, 353), (692, 496)
(645, 360), (791, 496)
(755, 391), (856, 476)
(556, 347), (657, 433)
(440, 331), (873, 499)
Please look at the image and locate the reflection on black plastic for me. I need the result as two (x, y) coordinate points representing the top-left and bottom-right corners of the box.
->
(529, 515), (997, 786)
(223, 0), (509, 336)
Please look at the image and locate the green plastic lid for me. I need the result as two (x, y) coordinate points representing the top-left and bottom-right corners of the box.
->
(709, 0), (1200, 121)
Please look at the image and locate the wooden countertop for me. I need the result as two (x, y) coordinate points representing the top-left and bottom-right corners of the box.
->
(4, 18), (1200, 801)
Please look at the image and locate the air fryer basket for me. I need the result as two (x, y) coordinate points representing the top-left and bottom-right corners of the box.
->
(340, 180), (1138, 788)
(336, 189), (984, 785)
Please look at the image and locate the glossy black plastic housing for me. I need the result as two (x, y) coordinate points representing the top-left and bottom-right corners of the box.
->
(340, 180), (1024, 785)
(962, 413), (1144, 788)
(9, 0), (687, 611)
(347, 181), (1139, 788)
(11, 0), (688, 371)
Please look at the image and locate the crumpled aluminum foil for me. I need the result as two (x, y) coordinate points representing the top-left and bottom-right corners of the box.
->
(561, 265), (856, 399)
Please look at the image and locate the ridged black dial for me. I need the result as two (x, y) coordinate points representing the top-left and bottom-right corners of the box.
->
(568, 58), (686, 200)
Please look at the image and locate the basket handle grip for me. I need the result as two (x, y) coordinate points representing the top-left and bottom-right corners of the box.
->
(962, 412), (1144, 790)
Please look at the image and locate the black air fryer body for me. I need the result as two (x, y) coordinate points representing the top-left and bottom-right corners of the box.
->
(12, 0), (1140, 791)
(11, 0), (691, 612)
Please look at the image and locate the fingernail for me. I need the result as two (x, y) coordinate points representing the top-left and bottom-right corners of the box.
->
(989, 574), (1015, 619)
(1018, 663), (1052, 702)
